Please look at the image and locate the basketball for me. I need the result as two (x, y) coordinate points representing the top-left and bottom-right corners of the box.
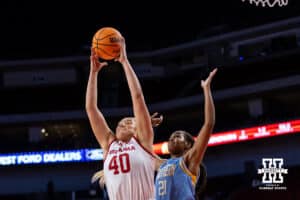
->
(92, 27), (122, 60)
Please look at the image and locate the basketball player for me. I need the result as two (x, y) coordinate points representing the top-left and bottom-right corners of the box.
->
(155, 68), (217, 200)
(92, 152), (207, 200)
(86, 37), (156, 200)
(91, 113), (162, 200)
(90, 112), (163, 183)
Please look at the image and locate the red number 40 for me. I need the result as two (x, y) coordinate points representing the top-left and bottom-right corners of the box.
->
(108, 153), (131, 174)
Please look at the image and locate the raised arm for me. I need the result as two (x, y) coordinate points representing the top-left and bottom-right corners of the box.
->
(115, 38), (154, 152)
(184, 68), (217, 175)
(85, 48), (115, 154)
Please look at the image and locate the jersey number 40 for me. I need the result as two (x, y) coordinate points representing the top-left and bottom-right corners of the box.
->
(108, 153), (131, 174)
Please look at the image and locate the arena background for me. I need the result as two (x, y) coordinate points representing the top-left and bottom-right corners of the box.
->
(0, 1), (300, 199)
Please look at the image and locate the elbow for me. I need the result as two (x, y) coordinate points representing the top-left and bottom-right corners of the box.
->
(204, 120), (215, 130)
(134, 92), (143, 100)
(85, 102), (91, 111)
(85, 97), (97, 111)
(85, 103), (97, 112)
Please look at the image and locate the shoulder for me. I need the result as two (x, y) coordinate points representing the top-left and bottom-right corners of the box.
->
(103, 138), (118, 159)
(132, 136), (154, 154)
(179, 158), (198, 185)
(155, 158), (168, 170)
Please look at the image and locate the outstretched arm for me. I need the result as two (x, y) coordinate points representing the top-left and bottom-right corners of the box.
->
(115, 38), (154, 152)
(184, 68), (217, 175)
(86, 48), (115, 154)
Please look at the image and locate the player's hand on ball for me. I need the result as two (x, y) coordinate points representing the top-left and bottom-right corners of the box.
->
(115, 37), (128, 64)
(90, 48), (108, 72)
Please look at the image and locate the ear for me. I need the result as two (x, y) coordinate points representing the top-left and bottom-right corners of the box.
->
(184, 141), (192, 150)
(185, 141), (192, 149)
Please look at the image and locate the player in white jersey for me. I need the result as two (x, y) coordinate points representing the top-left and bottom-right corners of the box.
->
(104, 135), (155, 200)
(86, 36), (156, 200)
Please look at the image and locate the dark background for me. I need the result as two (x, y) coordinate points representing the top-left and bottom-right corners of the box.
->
(0, 1), (300, 59)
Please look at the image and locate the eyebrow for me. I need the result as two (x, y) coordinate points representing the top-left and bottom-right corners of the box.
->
(119, 119), (133, 125)
(124, 120), (132, 124)
(172, 133), (184, 138)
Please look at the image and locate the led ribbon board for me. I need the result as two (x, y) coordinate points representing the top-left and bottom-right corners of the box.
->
(154, 119), (300, 154)
(1, 119), (299, 166)
(0, 149), (103, 166)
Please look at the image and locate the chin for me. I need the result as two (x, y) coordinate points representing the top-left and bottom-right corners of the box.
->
(118, 134), (134, 142)
(169, 146), (183, 155)
(168, 147), (176, 154)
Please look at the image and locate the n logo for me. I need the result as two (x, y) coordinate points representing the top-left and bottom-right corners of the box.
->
(258, 158), (288, 184)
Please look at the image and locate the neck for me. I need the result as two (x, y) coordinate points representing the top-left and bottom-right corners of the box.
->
(119, 137), (132, 143)
(170, 153), (184, 158)
(170, 149), (188, 158)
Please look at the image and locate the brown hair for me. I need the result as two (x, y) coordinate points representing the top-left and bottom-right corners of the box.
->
(172, 130), (195, 149)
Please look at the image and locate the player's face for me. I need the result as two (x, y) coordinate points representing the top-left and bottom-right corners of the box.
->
(116, 118), (136, 142)
(168, 131), (187, 156)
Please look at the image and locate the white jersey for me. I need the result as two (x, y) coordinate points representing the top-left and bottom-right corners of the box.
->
(103, 137), (155, 200)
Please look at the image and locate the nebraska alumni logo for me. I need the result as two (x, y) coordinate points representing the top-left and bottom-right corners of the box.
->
(257, 158), (288, 190)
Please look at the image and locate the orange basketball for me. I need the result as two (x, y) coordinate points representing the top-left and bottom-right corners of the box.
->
(92, 27), (122, 60)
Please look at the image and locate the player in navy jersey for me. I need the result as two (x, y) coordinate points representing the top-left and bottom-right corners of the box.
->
(155, 68), (217, 200)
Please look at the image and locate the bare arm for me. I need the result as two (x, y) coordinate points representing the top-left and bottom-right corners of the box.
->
(116, 38), (154, 152)
(86, 48), (115, 154)
(184, 68), (217, 175)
